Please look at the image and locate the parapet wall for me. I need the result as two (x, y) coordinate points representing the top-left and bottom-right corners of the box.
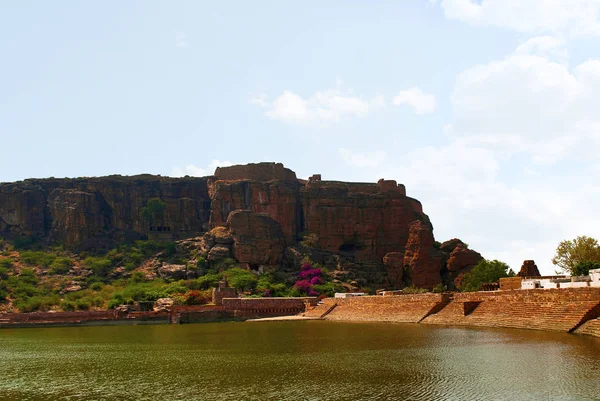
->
(421, 289), (600, 332)
(453, 288), (600, 302)
(321, 294), (449, 323)
(214, 162), (297, 182)
(222, 297), (318, 311)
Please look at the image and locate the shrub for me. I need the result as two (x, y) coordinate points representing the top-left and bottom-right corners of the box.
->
(60, 300), (76, 311)
(108, 296), (124, 309)
(130, 271), (145, 283)
(0, 289), (7, 301)
(224, 268), (257, 291)
(402, 286), (429, 294)
(90, 282), (104, 291)
(0, 258), (13, 270)
(0, 266), (9, 280)
(15, 295), (59, 312)
(75, 299), (90, 311)
(182, 289), (212, 305)
(83, 257), (114, 277)
(20, 251), (56, 267)
(432, 283), (446, 293)
(48, 257), (74, 275)
(18, 269), (39, 286)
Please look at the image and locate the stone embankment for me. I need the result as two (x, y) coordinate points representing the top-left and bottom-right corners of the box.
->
(0, 297), (318, 327)
(314, 288), (600, 336)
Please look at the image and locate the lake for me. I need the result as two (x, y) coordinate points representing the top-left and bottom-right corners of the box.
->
(0, 321), (599, 400)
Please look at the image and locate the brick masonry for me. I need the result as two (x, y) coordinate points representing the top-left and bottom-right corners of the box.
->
(317, 289), (600, 334)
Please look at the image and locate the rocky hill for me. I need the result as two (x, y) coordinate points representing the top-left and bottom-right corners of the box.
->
(0, 162), (482, 289)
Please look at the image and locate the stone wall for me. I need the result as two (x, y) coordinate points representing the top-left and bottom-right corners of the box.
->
(222, 297), (317, 311)
(499, 277), (522, 291)
(213, 162), (297, 182)
(574, 318), (600, 337)
(320, 294), (449, 323)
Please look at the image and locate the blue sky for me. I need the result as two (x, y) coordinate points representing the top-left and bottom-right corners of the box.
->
(2, 1), (600, 274)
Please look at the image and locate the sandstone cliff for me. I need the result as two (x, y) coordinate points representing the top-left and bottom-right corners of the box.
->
(0, 162), (480, 289)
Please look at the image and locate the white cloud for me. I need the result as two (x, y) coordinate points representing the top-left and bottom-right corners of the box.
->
(338, 148), (386, 168)
(339, 141), (600, 275)
(334, 38), (600, 275)
(393, 87), (437, 115)
(253, 84), (385, 124)
(170, 159), (234, 177)
(515, 36), (568, 63)
(437, 0), (600, 36)
(449, 38), (600, 163)
(175, 32), (191, 48)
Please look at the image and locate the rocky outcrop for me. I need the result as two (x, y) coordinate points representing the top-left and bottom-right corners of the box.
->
(301, 179), (428, 261)
(157, 264), (188, 281)
(447, 244), (483, 272)
(0, 175), (211, 249)
(227, 210), (285, 267)
(208, 180), (300, 244)
(0, 162), (478, 288)
(403, 221), (444, 289)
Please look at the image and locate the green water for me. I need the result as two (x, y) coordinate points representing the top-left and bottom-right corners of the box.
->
(1, 322), (599, 400)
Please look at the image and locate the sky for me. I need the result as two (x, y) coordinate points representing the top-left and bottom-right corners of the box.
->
(2, 1), (600, 274)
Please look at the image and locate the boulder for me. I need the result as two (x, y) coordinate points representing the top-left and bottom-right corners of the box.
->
(153, 298), (174, 312)
(439, 238), (463, 254)
(227, 210), (285, 266)
(157, 264), (187, 281)
(403, 220), (444, 289)
(207, 246), (231, 261)
(446, 244), (483, 272)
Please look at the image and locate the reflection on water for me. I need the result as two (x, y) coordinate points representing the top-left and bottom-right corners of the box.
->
(0, 321), (599, 400)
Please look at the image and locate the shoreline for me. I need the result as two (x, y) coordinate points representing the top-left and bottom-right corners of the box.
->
(2, 288), (600, 338)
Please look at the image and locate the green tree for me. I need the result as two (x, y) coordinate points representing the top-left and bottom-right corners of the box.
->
(141, 198), (166, 224)
(460, 259), (514, 292)
(552, 236), (600, 275)
(572, 261), (600, 276)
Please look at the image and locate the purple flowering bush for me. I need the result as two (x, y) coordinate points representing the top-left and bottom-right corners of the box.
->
(294, 262), (324, 296)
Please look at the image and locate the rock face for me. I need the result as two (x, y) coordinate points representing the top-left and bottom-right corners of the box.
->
(227, 210), (285, 267)
(383, 252), (404, 288)
(403, 221), (444, 289)
(0, 175), (211, 249)
(0, 162), (478, 288)
(447, 244), (483, 272)
(301, 178), (426, 261)
(518, 260), (541, 277)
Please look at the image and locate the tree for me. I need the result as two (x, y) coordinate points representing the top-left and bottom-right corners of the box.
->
(552, 236), (600, 275)
(572, 261), (600, 276)
(141, 198), (166, 224)
(460, 259), (514, 292)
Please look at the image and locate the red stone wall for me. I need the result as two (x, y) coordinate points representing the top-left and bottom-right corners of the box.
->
(222, 297), (318, 311)
(321, 294), (448, 323)
(213, 163), (297, 182)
